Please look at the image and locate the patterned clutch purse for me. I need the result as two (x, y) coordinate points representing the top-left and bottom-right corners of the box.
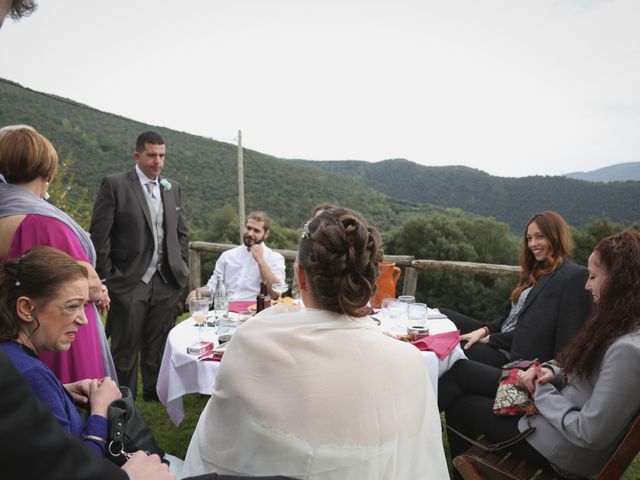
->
(493, 359), (539, 416)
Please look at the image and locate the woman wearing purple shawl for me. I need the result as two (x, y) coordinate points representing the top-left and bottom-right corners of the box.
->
(0, 126), (116, 383)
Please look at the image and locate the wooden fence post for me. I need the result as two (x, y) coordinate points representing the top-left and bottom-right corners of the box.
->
(402, 267), (418, 296)
(188, 247), (201, 292)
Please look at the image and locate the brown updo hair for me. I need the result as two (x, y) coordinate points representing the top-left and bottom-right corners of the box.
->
(297, 208), (382, 317)
(0, 246), (88, 341)
(0, 127), (58, 184)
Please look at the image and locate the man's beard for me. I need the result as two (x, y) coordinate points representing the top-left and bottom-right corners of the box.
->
(244, 235), (264, 248)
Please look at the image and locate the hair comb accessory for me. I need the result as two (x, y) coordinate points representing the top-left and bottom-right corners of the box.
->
(302, 219), (313, 239)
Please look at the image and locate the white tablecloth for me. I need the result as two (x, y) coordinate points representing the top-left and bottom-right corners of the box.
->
(157, 310), (466, 425)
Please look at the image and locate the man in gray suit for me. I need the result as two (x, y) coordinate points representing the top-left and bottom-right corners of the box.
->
(90, 131), (189, 400)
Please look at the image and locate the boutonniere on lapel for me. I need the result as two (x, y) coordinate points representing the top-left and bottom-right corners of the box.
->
(159, 179), (172, 191)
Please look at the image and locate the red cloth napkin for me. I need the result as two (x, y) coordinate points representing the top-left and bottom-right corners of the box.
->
(199, 351), (223, 362)
(228, 301), (254, 313)
(412, 330), (461, 360)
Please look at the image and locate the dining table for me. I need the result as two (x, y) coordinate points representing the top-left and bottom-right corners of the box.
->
(156, 304), (467, 426)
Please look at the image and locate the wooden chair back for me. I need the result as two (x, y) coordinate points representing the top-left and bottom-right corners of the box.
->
(453, 413), (640, 480)
(595, 413), (640, 479)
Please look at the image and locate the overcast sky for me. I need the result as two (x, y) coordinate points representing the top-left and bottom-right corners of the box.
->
(1, 0), (638, 177)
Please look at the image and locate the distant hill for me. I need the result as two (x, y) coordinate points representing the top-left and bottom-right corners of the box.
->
(0, 78), (445, 232)
(292, 159), (640, 230)
(2, 77), (638, 234)
(565, 162), (640, 182)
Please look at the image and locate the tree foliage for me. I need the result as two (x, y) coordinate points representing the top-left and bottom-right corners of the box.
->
(385, 214), (519, 321)
(571, 217), (625, 266)
(295, 158), (640, 231)
(47, 153), (91, 229)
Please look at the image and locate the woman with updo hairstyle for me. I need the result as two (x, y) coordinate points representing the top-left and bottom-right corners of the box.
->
(183, 208), (449, 479)
(439, 229), (640, 479)
(0, 125), (116, 383)
(0, 246), (121, 456)
(296, 207), (381, 316)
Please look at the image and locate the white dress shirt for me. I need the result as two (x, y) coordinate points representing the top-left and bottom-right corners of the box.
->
(206, 243), (286, 301)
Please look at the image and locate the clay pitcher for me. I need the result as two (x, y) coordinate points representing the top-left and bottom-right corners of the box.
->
(371, 261), (401, 308)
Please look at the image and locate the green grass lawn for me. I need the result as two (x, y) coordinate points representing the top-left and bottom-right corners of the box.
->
(135, 313), (208, 459)
(136, 315), (640, 477)
(139, 387), (640, 478)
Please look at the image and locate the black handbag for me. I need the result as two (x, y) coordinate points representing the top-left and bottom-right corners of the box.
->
(78, 386), (164, 465)
(105, 386), (164, 465)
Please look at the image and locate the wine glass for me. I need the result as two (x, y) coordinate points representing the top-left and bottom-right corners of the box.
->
(272, 282), (289, 300)
(197, 286), (213, 306)
(196, 287), (213, 326)
(189, 298), (209, 337)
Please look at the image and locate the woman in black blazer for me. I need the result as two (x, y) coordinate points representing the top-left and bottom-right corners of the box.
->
(441, 211), (592, 366)
(439, 229), (640, 479)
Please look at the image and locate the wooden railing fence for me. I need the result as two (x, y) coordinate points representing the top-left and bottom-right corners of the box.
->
(189, 241), (520, 294)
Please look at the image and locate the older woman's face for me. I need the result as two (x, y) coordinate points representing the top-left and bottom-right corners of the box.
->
(28, 278), (90, 353)
(586, 251), (608, 304)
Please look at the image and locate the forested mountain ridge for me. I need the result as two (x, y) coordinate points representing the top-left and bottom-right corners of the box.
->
(0, 78), (446, 232)
(2, 77), (638, 234)
(292, 158), (640, 230)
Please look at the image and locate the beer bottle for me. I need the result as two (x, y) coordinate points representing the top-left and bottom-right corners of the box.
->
(256, 281), (266, 313)
(263, 281), (272, 309)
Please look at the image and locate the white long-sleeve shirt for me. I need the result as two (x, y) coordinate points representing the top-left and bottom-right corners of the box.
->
(206, 244), (285, 302)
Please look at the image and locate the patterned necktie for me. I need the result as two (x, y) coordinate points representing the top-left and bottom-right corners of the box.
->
(145, 182), (155, 197)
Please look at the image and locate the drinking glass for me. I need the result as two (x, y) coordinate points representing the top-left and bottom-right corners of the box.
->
(381, 297), (396, 318)
(396, 296), (414, 324)
(407, 302), (428, 327)
(189, 298), (209, 337)
(398, 295), (415, 305)
(387, 300), (406, 319)
(272, 282), (289, 300)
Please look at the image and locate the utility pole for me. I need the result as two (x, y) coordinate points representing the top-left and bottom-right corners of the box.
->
(237, 130), (245, 243)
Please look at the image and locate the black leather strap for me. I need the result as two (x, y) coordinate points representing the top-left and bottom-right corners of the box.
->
(446, 416), (536, 452)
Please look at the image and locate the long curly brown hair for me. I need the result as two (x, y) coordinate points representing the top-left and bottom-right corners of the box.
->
(558, 229), (640, 379)
(511, 211), (573, 303)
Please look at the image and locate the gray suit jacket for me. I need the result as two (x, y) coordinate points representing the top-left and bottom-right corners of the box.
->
(89, 168), (189, 295)
(520, 331), (640, 478)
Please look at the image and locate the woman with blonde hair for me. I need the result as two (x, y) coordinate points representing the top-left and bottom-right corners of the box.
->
(0, 125), (116, 382)
(441, 211), (592, 366)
